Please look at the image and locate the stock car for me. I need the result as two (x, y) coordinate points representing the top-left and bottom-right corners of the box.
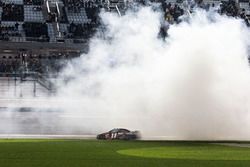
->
(96, 128), (140, 140)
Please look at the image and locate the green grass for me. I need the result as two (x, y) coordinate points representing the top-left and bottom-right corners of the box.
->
(118, 145), (250, 160)
(0, 139), (250, 167)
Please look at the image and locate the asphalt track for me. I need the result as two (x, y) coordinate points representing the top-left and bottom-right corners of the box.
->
(215, 143), (250, 148)
(0, 134), (96, 139)
(1, 134), (250, 148)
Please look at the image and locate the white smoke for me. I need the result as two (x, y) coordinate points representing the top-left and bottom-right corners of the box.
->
(1, 6), (250, 140)
(51, 7), (250, 140)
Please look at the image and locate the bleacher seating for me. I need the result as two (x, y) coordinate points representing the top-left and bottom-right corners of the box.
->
(239, 0), (249, 2)
(1, 0), (23, 5)
(47, 23), (56, 42)
(0, 58), (20, 72)
(60, 6), (69, 23)
(0, 0), (101, 44)
(85, 7), (99, 23)
(67, 8), (89, 23)
(24, 0), (43, 5)
(0, 0), (246, 46)
(24, 5), (44, 22)
(23, 22), (49, 41)
(68, 22), (95, 38)
(1, 4), (24, 21)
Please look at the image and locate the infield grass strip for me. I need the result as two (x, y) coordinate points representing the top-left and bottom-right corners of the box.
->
(117, 145), (250, 160)
(0, 140), (250, 167)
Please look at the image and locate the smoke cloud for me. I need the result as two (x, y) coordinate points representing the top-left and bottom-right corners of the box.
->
(52, 7), (250, 140)
(1, 6), (250, 140)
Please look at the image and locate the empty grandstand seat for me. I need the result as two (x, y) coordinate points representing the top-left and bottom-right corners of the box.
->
(24, 0), (43, 5)
(23, 22), (49, 41)
(239, 0), (249, 2)
(85, 7), (99, 22)
(1, 4), (24, 21)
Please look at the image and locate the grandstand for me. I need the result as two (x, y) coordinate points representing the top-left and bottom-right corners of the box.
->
(0, 0), (104, 100)
(0, 0), (248, 100)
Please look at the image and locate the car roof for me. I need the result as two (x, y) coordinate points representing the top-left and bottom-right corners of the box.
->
(109, 128), (130, 133)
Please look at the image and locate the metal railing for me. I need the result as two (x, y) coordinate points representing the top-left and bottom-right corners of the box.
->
(116, 5), (121, 17)
(0, 72), (56, 97)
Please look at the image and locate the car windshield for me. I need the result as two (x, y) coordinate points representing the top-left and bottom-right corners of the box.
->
(109, 129), (119, 133)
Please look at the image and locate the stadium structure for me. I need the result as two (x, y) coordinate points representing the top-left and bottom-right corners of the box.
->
(0, 0), (125, 99)
(0, 0), (249, 98)
(0, 0), (126, 135)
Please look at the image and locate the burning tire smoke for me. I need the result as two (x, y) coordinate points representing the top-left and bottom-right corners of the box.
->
(2, 6), (250, 140)
(54, 6), (250, 140)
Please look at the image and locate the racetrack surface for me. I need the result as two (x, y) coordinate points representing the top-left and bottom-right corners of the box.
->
(0, 134), (96, 139)
(215, 143), (250, 148)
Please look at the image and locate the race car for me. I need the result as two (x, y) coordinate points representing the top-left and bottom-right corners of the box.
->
(96, 128), (140, 140)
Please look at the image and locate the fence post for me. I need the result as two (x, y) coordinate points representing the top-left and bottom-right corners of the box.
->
(33, 73), (37, 97)
(14, 72), (17, 97)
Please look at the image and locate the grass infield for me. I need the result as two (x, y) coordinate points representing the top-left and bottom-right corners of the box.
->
(0, 139), (250, 167)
